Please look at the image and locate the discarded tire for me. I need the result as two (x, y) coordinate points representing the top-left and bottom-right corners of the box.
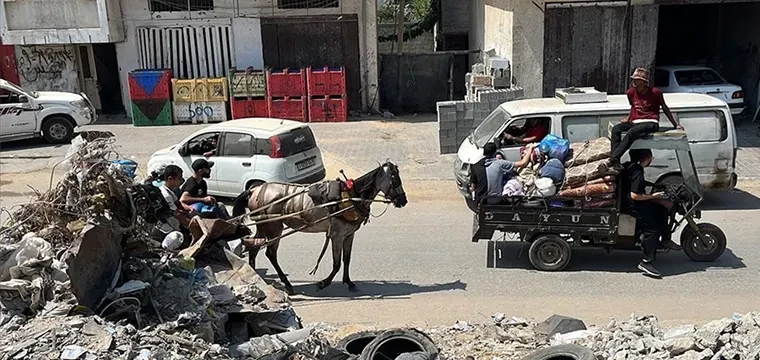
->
(337, 331), (381, 356)
(520, 344), (595, 360)
(360, 329), (438, 360)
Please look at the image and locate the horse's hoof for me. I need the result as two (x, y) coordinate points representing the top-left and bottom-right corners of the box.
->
(344, 281), (358, 292)
(316, 280), (330, 291)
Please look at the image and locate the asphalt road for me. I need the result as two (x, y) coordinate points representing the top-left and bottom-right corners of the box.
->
(2, 118), (760, 328)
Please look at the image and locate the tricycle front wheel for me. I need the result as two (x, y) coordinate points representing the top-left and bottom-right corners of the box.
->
(528, 234), (572, 271)
(681, 223), (726, 262)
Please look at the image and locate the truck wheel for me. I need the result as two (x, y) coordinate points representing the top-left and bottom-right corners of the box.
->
(681, 223), (726, 262)
(528, 234), (572, 271)
(42, 117), (75, 144)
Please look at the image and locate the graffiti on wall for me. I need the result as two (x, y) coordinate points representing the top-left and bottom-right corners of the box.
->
(14, 45), (79, 93)
(16, 46), (73, 82)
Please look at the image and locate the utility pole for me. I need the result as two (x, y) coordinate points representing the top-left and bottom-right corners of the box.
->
(395, 0), (405, 53)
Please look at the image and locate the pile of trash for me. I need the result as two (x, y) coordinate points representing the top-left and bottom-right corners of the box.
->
(0, 133), (322, 359)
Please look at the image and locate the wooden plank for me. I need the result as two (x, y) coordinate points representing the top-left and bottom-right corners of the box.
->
(261, 23), (280, 68)
(204, 27), (215, 77)
(146, 28), (155, 69)
(571, 6), (603, 91)
(162, 28), (171, 69)
(542, 7), (575, 96)
(212, 26), (222, 77)
(221, 26), (233, 76)
(341, 20), (361, 110)
(137, 28), (145, 69)
(197, 27), (208, 78)
(170, 29), (179, 77)
(177, 28), (186, 78)
(603, 6), (629, 94)
(629, 5), (658, 79)
(186, 27), (198, 79)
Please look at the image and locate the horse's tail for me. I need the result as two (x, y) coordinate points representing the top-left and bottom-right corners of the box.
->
(232, 189), (252, 217)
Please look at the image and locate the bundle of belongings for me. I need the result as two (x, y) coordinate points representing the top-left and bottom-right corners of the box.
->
(497, 135), (616, 209)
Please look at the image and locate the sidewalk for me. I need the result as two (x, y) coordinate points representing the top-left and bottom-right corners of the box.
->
(735, 122), (760, 179)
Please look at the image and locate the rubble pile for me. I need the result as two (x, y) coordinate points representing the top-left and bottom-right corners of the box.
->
(0, 133), (323, 359)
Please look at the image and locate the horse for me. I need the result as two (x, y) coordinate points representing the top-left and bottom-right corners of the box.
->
(231, 161), (408, 295)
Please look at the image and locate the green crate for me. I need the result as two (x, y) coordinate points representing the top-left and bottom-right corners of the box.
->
(131, 100), (173, 126)
(229, 68), (267, 98)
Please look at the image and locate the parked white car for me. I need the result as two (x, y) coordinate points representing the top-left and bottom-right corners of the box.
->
(0, 79), (97, 143)
(655, 66), (746, 117)
(147, 118), (326, 197)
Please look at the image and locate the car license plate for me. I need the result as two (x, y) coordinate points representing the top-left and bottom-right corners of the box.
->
(296, 157), (316, 171)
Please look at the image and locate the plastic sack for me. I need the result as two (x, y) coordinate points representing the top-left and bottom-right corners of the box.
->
(534, 177), (557, 197)
(539, 158), (566, 184)
(538, 134), (570, 162)
(112, 159), (138, 179)
(162, 231), (184, 251)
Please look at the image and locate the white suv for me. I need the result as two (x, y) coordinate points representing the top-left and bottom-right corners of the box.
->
(0, 79), (97, 143)
(147, 118), (326, 197)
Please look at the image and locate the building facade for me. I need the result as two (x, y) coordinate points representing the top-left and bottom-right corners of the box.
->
(470, 0), (760, 112)
(1, 0), (379, 115)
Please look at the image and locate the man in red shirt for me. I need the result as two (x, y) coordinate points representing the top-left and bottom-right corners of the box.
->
(502, 118), (548, 145)
(609, 68), (683, 167)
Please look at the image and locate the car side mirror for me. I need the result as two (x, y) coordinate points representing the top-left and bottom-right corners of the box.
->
(178, 144), (188, 157)
(18, 95), (28, 103)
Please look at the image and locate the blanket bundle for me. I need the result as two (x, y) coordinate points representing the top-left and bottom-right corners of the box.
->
(559, 138), (618, 199)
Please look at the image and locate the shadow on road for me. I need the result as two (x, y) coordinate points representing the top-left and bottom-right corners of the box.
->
(702, 189), (760, 211)
(254, 269), (467, 299)
(486, 241), (745, 276)
(0, 138), (65, 153)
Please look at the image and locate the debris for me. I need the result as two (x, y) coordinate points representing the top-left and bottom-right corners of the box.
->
(535, 315), (587, 339)
(60, 345), (88, 359)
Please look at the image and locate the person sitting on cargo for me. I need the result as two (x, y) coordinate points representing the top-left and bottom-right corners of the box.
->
(180, 159), (230, 219)
(501, 118), (548, 145)
(158, 165), (193, 228)
(622, 149), (682, 279)
(482, 142), (537, 204)
(609, 68), (683, 169)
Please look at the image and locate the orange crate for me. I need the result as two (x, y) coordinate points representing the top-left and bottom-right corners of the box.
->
(307, 66), (346, 97)
(266, 68), (306, 97)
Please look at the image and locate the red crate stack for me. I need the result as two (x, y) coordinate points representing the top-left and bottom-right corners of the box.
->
(267, 68), (307, 121)
(306, 66), (347, 122)
(268, 97), (307, 122)
(230, 97), (269, 119)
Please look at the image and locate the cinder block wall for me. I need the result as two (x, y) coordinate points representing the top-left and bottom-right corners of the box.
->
(437, 86), (524, 154)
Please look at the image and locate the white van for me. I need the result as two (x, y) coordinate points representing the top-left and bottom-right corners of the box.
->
(454, 93), (737, 209)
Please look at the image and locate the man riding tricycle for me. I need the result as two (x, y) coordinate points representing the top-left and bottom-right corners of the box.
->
(471, 132), (727, 277)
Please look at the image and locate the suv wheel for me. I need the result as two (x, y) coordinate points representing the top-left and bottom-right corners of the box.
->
(42, 117), (75, 144)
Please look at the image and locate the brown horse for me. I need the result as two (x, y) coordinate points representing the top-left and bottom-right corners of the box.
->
(231, 161), (407, 294)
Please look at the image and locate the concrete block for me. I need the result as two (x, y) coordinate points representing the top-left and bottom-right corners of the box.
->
(439, 120), (456, 130)
(465, 101), (475, 112)
(456, 109), (465, 120)
(456, 101), (465, 111)
(459, 120), (474, 130)
(440, 136), (458, 147)
(440, 145), (458, 155)
(436, 101), (458, 110)
(513, 86), (525, 99)
(439, 129), (455, 138)
(505, 89), (516, 101)
(439, 110), (457, 123)
(492, 77), (511, 89)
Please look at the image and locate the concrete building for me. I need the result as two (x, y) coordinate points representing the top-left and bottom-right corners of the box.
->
(1, 0), (379, 115)
(470, 0), (760, 112)
(0, 0), (125, 112)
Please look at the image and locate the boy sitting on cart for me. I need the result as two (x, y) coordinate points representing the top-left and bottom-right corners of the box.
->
(470, 142), (537, 206)
(622, 149), (683, 278)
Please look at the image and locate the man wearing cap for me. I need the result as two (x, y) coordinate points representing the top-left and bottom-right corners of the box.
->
(609, 67), (684, 168)
(180, 158), (230, 219)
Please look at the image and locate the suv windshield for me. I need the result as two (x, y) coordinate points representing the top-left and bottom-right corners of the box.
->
(471, 108), (510, 147)
(675, 69), (724, 86)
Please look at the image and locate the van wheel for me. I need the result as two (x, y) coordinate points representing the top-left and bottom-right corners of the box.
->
(528, 234), (572, 271)
(42, 117), (75, 144)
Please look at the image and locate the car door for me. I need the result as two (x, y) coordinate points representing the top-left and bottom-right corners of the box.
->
(0, 89), (37, 136)
(178, 132), (221, 194)
(214, 131), (257, 196)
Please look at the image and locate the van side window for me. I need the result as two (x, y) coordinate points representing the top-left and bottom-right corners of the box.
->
(663, 111), (727, 142)
(497, 117), (551, 147)
(222, 132), (255, 157)
(562, 115), (600, 143)
(655, 70), (670, 88)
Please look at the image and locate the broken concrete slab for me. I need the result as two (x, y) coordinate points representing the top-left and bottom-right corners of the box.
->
(64, 222), (123, 309)
(535, 315), (587, 339)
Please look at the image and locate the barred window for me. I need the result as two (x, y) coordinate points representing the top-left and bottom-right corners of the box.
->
(278, 0), (338, 9)
(149, 0), (214, 12)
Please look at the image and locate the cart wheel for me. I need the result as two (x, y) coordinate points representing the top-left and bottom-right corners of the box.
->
(681, 223), (726, 262)
(528, 234), (572, 271)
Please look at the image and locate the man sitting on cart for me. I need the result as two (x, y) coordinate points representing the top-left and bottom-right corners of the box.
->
(180, 159), (230, 220)
(474, 142), (537, 205)
(622, 149), (682, 278)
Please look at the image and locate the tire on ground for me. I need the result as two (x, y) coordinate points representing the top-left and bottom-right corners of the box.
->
(528, 234), (572, 271)
(42, 116), (75, 144)
(336, 330), (381, 356)
(520, 344), (595, 360)
(681, 222), (727, 262)
(359, 329), (438, 360)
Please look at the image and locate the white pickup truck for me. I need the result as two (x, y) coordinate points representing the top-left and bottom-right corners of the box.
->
(0, 79), (97, 144)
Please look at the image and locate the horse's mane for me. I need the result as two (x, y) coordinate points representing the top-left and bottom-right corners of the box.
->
(352, 163), (387, 198)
